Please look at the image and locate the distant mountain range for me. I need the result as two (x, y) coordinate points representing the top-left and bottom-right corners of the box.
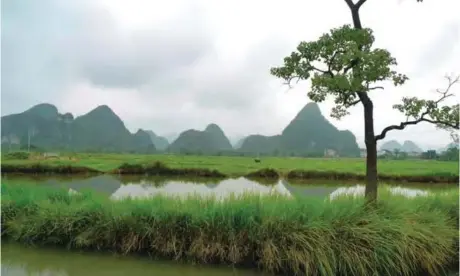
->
(379, 139), (457, 153)
(1, 102), (454, 156)
(379, 140), (423, 153)
(238, 102), (360, 157)
(1, 104), (155, 153)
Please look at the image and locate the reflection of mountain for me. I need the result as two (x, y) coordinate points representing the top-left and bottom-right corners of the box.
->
(204, 182), (220, 189)
(111, 177), (276, 200)
(33, 175), (410, 201)
(64, 175), (122, 195)
(281, 180), (340, 197)
(110, 178), (343, 200)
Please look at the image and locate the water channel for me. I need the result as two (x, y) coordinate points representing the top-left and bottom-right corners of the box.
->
(1, 242), (265, 276)
(1, 174), (453, 200)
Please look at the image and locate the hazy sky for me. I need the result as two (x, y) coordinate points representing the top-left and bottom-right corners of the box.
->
(2, 0), (459, 149)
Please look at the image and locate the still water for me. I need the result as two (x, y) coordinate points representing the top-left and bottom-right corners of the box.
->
(0, 174), (453, 200)
(1, 243), (265, 276)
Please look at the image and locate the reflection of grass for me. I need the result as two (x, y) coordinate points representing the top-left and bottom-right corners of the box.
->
(2, 153), (458, 177)
(2, 183), (458, 276)
(116, 175), (224, 187)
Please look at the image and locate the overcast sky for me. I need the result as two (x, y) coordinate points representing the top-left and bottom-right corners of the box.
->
(2, 0), (459, 149)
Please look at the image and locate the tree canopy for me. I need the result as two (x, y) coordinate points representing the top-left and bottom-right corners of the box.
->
(270, 0), (458, 201)
(270, 25), (408, 120)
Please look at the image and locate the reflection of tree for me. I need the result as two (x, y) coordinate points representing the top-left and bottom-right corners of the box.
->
(117, 175), (168, 187)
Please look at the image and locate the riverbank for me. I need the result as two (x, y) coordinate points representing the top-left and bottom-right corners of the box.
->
(1, 160), (459, 183)
(1, 183), (458, 276)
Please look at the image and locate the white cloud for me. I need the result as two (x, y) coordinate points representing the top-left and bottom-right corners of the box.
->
(2, 0), (459, 149)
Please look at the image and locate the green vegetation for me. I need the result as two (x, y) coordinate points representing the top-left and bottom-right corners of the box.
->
(2, 183), (458, 275)
(270, 0), (459, 200)
(1, 153), (458, 182)
(3, 151), (31, 160)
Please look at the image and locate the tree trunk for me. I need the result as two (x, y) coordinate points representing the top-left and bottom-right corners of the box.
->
(363, 100), (378, 201)
(350, 5), (379, 201)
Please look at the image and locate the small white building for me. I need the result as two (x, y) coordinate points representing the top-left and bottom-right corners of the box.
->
(324, 149), (338, 157)
(43, 152), (60, 158)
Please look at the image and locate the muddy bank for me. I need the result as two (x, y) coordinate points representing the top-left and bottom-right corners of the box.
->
(286, 170), (459, 184)
(1, 163), (458, 184)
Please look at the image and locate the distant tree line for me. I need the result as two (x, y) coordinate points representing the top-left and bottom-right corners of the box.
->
(378, 147), (459, 162)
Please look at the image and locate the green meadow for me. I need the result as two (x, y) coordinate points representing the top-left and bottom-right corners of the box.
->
(2, 153), (458, 180)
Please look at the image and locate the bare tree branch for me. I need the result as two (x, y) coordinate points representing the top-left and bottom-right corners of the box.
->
(344, 0), (367, 10)
(283, 75), (301, 89)
(375, 75), (460, 141)
(356, 0), (368, 9)
(349, 99), (361, 106)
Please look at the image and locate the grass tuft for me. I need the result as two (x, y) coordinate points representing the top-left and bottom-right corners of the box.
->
(1, 183), (458, 275)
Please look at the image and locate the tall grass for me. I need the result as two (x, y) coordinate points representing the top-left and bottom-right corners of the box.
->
(1, 183), (458, 276)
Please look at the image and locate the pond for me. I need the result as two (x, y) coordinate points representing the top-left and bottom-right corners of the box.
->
(1, 174), (456, 200)
(1, 243), (265, 276)
(0, 174), (455, 201)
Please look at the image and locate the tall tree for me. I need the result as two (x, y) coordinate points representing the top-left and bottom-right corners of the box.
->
(270, 0), (459, 201)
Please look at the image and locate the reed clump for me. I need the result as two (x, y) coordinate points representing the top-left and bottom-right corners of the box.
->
(2, 183), (458, 275)
(245, 168), (279, 179)
(0, 164), (100, 174)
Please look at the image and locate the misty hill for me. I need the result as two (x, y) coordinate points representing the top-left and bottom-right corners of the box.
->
(380, 140), (422, 152)
(239, 135), (282, 155)
(168, 123), (233, 154)
(402, 140), (422, 152)
(232, 137), (247, 149)
(1, 103), (155, 153)
(439, 142), (459, 152)
(380, 140), (402, 151)
(145, 130), (169, 151)
(132, 129), (156, 153)
(239, 102), (360, 157)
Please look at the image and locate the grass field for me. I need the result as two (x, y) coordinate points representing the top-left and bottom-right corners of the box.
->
(1, 183), (458, 275)
(2, 153), (459, 177)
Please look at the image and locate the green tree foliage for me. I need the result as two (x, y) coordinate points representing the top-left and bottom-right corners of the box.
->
(270, 0), (459, 201)
(271, 25), (408, 120)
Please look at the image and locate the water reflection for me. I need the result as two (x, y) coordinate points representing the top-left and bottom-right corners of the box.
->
(329, 185), (429, 200)
(110, 178), (293, 200)
(1, 243), (263, 276)
(1, 174), (446, 201)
